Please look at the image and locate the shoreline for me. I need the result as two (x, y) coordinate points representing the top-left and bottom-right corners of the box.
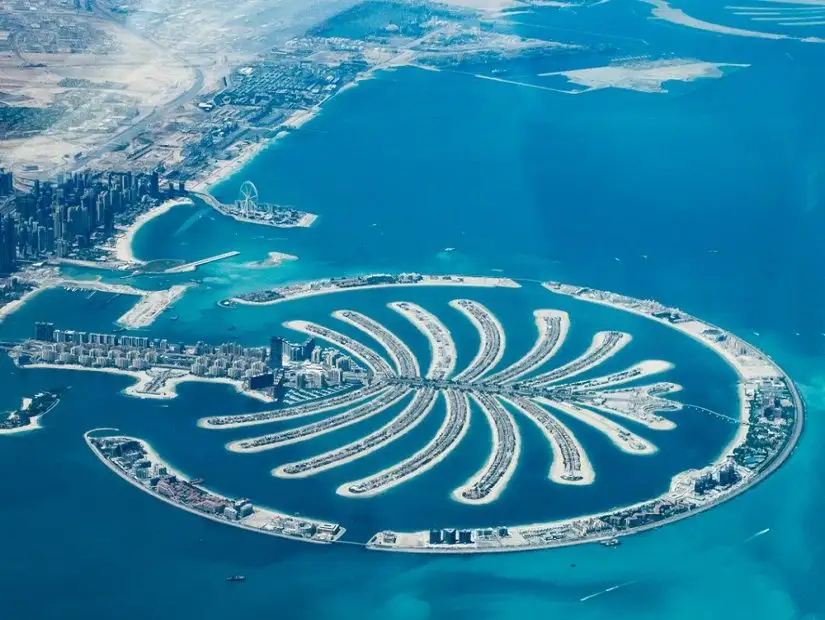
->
(188, 106), (324, 194)
(113, 198), (194, 265)
(116, 283), (194, 329)
(0, 414), (44, 435)
(0, 286), (47, 324)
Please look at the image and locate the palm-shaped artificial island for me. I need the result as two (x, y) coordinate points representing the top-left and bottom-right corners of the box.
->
(46, 274), (798, 553)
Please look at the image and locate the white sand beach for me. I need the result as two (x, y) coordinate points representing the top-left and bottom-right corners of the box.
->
(113, 198), (194, 264)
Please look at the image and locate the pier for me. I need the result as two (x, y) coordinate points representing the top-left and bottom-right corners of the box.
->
(163, 251), (240, 274)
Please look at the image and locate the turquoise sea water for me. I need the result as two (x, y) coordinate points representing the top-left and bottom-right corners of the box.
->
(3, 1), (825, 618)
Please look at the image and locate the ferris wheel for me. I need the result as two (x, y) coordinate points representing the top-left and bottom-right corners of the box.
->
(238, 181), (259, 216)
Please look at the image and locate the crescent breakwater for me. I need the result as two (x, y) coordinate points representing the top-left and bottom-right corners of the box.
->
(220, 273), (521, 307)
(84, 430), (345, 544)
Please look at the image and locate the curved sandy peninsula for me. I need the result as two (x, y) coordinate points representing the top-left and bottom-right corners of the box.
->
(338, 389), (471, 498)
(538, 398), (658, 455)
(273, 389), (439, 479)
(449, 299), (506, 382)
(284, 319), (395, 378)
(230, 274), (520, 307)
(388, 302), (457, 380)
(197, 382), (388, 429)
(564, 359), (674, 392)
(333, 309), (420, 378)
(523, 330), (632, 387)
(502, 395), (595, 486)
(84, 430), (344, 544)
(487, 309), (569, 384)
(452, 393), (522, 505)
(0, 414), (44, 435)
(226, 386), (410, 453)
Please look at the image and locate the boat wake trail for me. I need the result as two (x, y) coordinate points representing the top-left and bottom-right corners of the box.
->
(580, 579), (639, 602)
(742, 527), (770, 543)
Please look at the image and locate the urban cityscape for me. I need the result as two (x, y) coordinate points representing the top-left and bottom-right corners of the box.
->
(8, 320), (369, 401)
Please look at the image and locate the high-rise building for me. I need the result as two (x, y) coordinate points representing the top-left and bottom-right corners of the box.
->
(288, 343), (303, 362)
(0, 169), (12, 196)
(52, 200), (62, 241)
(34, 322), (55, 342)
(301, 337), (316, 361)
(268, 336), (284, 369)
(0, 215), (16, 273)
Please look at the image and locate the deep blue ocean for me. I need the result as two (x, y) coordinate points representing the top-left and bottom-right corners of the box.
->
(3, 1), (825, 618)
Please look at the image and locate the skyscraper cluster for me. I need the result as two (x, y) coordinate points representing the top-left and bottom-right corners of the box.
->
(0, 216), (16, 274)
(0, 169), (13, 197)
(0, 169), (183, 269)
